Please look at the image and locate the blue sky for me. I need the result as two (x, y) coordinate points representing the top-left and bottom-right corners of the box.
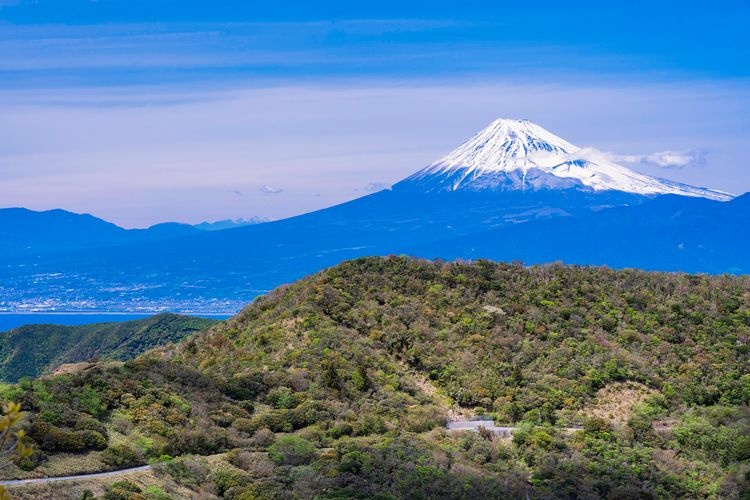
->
(1, 0), (748, 227)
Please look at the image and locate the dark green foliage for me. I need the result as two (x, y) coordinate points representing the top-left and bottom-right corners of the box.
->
(28, 421), (107, 452)
(14, 448), (46, 471)
(102, 443), (144, 468)
(75, 416), (109, 438)
(267, 386), (300, 409)
(0, 313), (217, 382)
(583, 417), (611, 435)
(169, 426), (229, 455)
(209, 468), (250, 496)
(351, 366), (371, 392)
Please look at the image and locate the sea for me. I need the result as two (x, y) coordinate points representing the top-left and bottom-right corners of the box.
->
(0, 313), (233, 332)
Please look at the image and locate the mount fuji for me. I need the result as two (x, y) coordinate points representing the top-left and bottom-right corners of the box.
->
(399, 118), (731, 200)
(0, 119), (746, 312)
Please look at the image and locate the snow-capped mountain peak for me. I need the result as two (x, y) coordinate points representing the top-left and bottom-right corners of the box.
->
(401, 118), (732, 201)
(429, 118), (576, 175)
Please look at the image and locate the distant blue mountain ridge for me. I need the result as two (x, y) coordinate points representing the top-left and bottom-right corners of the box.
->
(0, 208), (266, 257)
(1, 119), (746, 312)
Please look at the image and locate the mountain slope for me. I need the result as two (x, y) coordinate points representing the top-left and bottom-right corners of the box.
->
(0, 187), (652, 311)
(0, 313), (218, 381)
(6, 186), (744, 312)
(0, 208), (203, 257)
(411, 192), (750, 274)
(3, 258), (749, 498)
(0, 208), (268, 258)
(401, 119), (732, 200)
(0, 208), (128, 257)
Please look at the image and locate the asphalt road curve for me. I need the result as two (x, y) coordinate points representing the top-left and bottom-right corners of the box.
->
(0, 465), (152, 487)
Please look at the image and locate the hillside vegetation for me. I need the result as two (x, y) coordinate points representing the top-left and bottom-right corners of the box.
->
(0, 313), (218, 382)
(1, 257), (749, 498)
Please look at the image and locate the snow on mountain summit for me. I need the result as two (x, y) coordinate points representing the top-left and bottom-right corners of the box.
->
(401, 119), (732, 201)
(425, 119), (577, 175)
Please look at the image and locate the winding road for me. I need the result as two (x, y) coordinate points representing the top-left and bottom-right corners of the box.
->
(447, 420), (582, 435)
(1, 420), (583, 487)
(0, 465), (152, 487)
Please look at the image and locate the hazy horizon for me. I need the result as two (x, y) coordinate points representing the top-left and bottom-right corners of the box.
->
(1, 1), (748, 228)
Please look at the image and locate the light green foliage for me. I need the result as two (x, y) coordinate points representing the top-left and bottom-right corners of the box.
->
(672, 407), (750, 465)
(143, 485), (171, 500)
(268, 435), (316, 465)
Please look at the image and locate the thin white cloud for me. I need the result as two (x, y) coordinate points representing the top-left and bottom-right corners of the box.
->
(571, 147), (707, 169)
(641, 150), (706, 169)
(259, 185), (283, 195)
(364, 182), (390, 192)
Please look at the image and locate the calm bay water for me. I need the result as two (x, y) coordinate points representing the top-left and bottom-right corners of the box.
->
(0, 313), (232, 332)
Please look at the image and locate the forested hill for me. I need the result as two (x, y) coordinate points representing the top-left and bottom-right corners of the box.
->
(3, 257), (749, 498)
(193, 257), (750, 412)
(0, 313), (218, 382)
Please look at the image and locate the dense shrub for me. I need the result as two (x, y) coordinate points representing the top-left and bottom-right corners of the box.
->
(672, 409), (750, 465)
(222, 372), (267, 400)
(102, 443), (144, 468)
(583, 417), (611, 435)
(153, 455), (210, 489)
(403, 405), (446, 432)
(103, 480), (142, 500)
(28, 421), (107, 452)
(170, 426), (229, 455)
(231, 418), (255, 434)
(209, 468), (251, 496)
(268, 435), (316, 466)
(75, 416), (109, 437)
(265, 386), (290, 408)
(252, 428), (275, 448)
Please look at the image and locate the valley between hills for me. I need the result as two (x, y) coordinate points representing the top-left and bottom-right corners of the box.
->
(0, 257), (748, 498)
